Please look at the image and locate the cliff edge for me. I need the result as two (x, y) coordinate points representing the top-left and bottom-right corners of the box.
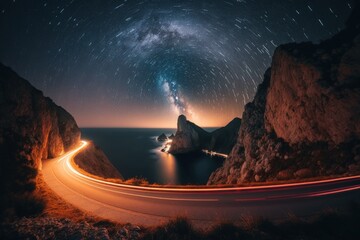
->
(0, 63), (121, 219)
(169, 115), (241, 155)
(208, 7), (360, 184)
(168, 115), (210, 154)
(0, 63), (81, 217)
(74, 142), (124, 180)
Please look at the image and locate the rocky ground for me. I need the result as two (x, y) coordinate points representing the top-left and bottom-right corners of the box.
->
(0, 175), (143, 240)
(3, 217), (141, 240)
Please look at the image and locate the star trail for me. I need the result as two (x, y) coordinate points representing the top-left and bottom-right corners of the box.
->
(0, 0), (353, 127)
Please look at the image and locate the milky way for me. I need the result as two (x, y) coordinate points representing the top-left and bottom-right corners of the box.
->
(0, 0), (353, 127)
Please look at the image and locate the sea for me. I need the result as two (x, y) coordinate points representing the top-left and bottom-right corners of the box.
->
(81, 128), (225, 185)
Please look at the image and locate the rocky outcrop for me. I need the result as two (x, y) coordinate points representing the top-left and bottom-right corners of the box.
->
(157, 133), (168, 142)
(74, 142), (123, 180)
(208, 118), (241, 154)
(208, 70), (271, 184)
(265, 42), (360, 145)
(208, 7), (360, 185)
(168, 115), (241, 155)
(168, 115), (210, 154)
(0, 63), (81, 217)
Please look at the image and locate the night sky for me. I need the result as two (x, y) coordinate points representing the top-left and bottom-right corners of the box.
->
(0, 0), (353, 127)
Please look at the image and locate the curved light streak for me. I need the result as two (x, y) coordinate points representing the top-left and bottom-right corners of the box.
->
(61, 140), (360, 195)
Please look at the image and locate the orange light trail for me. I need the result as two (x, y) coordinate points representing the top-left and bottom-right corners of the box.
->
(61, 140), (360, 195)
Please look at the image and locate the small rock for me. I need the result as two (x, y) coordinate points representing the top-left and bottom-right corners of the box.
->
(349, 164), (360, 172)
(132, 225), (141, 231)
(157, 133), (168, 142)
(294, 168), (313, 178)
(277, 170), (293, 180)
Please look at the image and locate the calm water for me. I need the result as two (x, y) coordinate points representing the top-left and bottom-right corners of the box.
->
(81, 128), (224, 185)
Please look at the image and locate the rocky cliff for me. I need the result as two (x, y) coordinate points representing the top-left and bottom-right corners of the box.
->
(0, 64), (80, 217)
(208, 118), (241, 154)
(168, 115), (210, 154)
(0, 62), (126, 219)
(168, 115), (241, 155)
(0, 63), (81, 217)
(74, 142), (124, 180)
(208, 8), (360, 184)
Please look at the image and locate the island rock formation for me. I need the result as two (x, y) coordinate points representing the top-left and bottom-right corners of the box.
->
(208, 7), (360, 184)
(168, 115), (241, 155)
(168, 115), (209, 154)
(157, 133), (168, 142)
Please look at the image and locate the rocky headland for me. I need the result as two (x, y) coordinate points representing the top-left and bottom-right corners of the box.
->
(208, 118), (242, 154)
(0, 63), (121, 219)
(208, 7), (360, 184)
(74, 141), (124, 180)
(0, 62), (81, 218)
(168, 115), (241, 155)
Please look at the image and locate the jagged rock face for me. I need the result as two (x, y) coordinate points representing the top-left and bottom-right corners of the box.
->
(0, 63), (81, 216)
(169, 115), (241, 155)
(265, 41), (360, 145)
(74, 142), (123, 180)
(169, 115), (208, 154)
(0, 63), (81, 169)
(57, 107), (81, 150)
(208, 71), (271, 184)
(177, 114), (188, 132)
(208, 10), (360, 185)
(208, 118), (241, 154)
(157, 133), (168, 142)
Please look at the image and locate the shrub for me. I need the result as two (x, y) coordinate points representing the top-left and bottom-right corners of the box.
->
(142, 217), (200, 240)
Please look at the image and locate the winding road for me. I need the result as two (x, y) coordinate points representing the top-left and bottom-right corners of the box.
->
(43, 141), (360, 227)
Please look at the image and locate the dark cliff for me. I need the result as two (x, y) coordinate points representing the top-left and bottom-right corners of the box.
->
(208, 118), (241, 154)
(208, 7), (360, 184)
(74, 142), (124, 180)
(0, 63), (81, 217)
(0, 63), (127, 219)
(168, 115), (241, 155)
(168, 115), (210, 154)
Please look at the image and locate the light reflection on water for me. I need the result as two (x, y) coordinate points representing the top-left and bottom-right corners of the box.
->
(151, 145), (178, 184)
(81, 128), (224, 185)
